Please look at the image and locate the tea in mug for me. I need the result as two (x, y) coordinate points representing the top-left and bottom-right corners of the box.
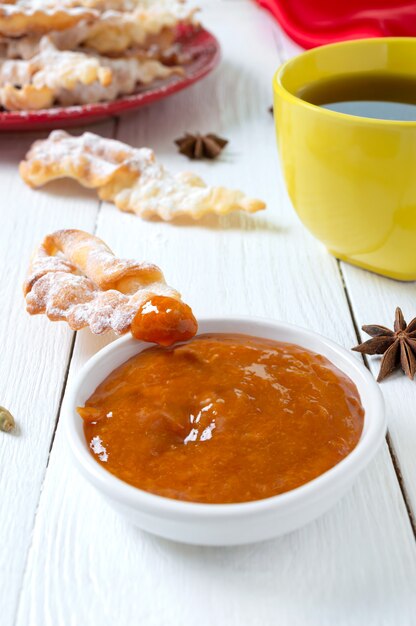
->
(298, 73), (416, 121)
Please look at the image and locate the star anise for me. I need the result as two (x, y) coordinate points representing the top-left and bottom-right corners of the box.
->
(174, 133), (228, 160)
(353, 307), (416, 382)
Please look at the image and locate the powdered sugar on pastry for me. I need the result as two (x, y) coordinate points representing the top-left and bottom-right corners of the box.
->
(14, 0), (190, 12)
(1, 1), (197, 57)
(0, 34), (43, 60)
(78, 4), (198, 55)
(24, 229), (198, 345)
(0, 83), (54, 110)
(55, 55), (182, 105)
(18, 0), (183, 9)
(33, 41), (112, 89)
(20, 131), (266, 220)
(0, 0), (198, 110)
(0, 37), (181, 109)
(0, 55), (34, 86)
(0, 38), (113, 109)
(0, 38), (112, 88)
(0, 4), (97, 37)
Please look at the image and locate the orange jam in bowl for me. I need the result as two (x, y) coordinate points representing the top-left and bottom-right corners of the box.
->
(78, 334), (365, 504)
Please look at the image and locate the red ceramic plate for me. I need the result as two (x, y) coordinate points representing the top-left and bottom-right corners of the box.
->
(0, 27), (220, 131)
(257, 0), (416, 48)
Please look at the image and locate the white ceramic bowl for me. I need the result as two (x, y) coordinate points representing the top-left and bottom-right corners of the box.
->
(64, 317), (385, 546)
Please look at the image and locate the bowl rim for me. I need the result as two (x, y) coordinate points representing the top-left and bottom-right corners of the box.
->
(64, 316), (386, 519)
(273, 36), (416, 127)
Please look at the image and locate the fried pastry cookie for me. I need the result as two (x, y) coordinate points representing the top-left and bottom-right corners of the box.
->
(75, 3), (198, 56)
(24, 229), (198, 345)
(0, 39), (112, 87)
(0, 38), (111, 109)
(0, 4), (97, 37)
(0, 83), (54, 109)
(0, 38), (180, 109)
(54, 54), (182, 106)
(1, 1), (197, 57)
(10, 0), (187, 12)
(20, 131), (266, 220)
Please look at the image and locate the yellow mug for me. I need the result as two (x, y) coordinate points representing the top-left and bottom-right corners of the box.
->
(273, 38), (416, 281)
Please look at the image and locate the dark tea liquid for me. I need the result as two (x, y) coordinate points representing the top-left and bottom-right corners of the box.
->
(298, 73), (416, 121)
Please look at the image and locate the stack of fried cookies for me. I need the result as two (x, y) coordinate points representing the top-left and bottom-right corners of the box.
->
(0, 0), (198, 110)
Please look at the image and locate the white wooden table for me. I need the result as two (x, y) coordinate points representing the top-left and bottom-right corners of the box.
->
(2, 2), (416, 624)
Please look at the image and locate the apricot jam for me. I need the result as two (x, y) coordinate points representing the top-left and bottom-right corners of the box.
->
(131, 296), (198, 346)
(79, 334), (364, 504)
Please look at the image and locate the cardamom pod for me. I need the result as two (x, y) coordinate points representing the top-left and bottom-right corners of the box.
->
(0, 406), (15, 433)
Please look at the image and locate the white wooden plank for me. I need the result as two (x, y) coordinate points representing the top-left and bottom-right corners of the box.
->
(14, 3), (416, 626)
(15, 405), (416, 626)
(0, 121), (113, 626)
(271, 9), (416, 521)
(341, 265), (416, 517)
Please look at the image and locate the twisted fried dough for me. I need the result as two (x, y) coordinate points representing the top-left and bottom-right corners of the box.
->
(24, 229), (197, 345)
(20, 131), (266, 220)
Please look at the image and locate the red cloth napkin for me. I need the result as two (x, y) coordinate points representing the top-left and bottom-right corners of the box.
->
(256, 0), (416, 48)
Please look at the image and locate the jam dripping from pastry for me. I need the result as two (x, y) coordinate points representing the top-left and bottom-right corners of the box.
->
(23, 228), (197, 346)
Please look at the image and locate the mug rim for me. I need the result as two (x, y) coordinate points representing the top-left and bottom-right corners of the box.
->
(273, 36), (416, 127)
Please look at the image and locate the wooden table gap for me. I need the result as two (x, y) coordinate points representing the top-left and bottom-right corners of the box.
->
(336, 260), (416, 539)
